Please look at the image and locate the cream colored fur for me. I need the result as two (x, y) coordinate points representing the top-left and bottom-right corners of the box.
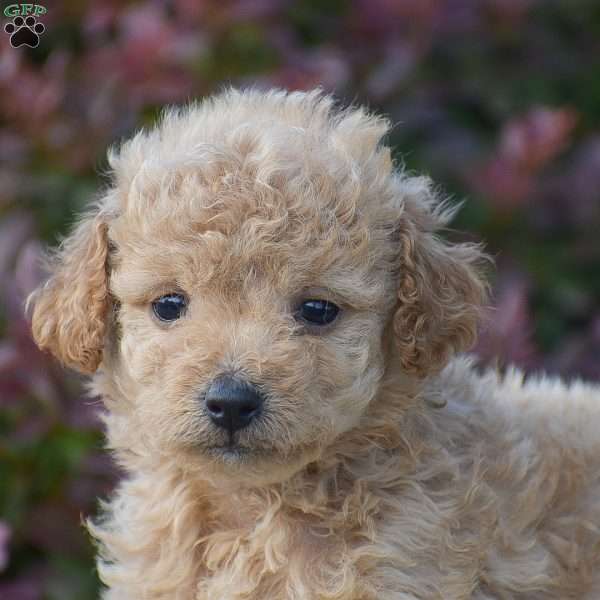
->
(27, 88), (600, 599)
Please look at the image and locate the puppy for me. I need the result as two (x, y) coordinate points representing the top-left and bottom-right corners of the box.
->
(28, 88), (600, 599)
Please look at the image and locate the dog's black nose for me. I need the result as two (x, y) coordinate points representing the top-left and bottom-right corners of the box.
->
(204, 375), (264, 435)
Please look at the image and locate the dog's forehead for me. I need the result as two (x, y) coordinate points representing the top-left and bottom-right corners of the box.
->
(108, 168), (392, 309)
(112, 169), (363, 249)
(106, 103), (404, 308)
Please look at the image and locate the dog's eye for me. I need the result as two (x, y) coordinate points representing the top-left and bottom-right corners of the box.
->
(297, 299), (339, 326)
(152, 294), (187, 322)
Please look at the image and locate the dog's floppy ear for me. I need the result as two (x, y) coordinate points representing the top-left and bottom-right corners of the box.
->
(27, 206), (111, 374)
(392, 184), (488, 377)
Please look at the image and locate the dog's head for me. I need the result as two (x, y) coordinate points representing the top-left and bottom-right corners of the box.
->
(28, 89), (487, 484)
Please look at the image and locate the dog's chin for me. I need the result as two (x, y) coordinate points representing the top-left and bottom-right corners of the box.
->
(197, 442), (322, 487)
(205, 444), (265, 464)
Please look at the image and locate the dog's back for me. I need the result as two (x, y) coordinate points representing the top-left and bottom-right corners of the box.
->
(398, 357), (600, 599)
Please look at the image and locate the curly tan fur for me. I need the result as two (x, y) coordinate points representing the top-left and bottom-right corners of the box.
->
(393, 209), (487, 377)
(28, 209), (111, 373)
(27, 88), (600, 599)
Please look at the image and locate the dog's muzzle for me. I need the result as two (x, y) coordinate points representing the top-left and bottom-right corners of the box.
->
(204, 374), (264, 436)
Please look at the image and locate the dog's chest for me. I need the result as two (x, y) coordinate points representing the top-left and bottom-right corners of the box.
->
(195, 504), (374, 600)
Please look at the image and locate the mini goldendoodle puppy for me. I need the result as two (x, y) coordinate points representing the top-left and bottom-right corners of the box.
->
(28, 88), (600, 599)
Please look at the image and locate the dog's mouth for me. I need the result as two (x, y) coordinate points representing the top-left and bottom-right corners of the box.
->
(196, 437), (323, 484)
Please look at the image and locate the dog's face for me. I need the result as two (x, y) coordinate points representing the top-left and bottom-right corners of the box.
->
(28, 89), (486, 484)
(106, 177), (393, 482)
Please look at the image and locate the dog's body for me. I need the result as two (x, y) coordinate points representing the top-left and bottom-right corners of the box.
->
(28, 88), (600, 599)
(89, 358), (600, 600)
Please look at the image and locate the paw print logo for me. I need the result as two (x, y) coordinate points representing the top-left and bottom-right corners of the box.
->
(4, 15), (45, 48)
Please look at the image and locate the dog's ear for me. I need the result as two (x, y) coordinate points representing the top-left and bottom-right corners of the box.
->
(392, 187), (488, 377)
(27, 207), (111, 374)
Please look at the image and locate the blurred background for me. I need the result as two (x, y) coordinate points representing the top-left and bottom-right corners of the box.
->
(0, 0), (599, 597)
